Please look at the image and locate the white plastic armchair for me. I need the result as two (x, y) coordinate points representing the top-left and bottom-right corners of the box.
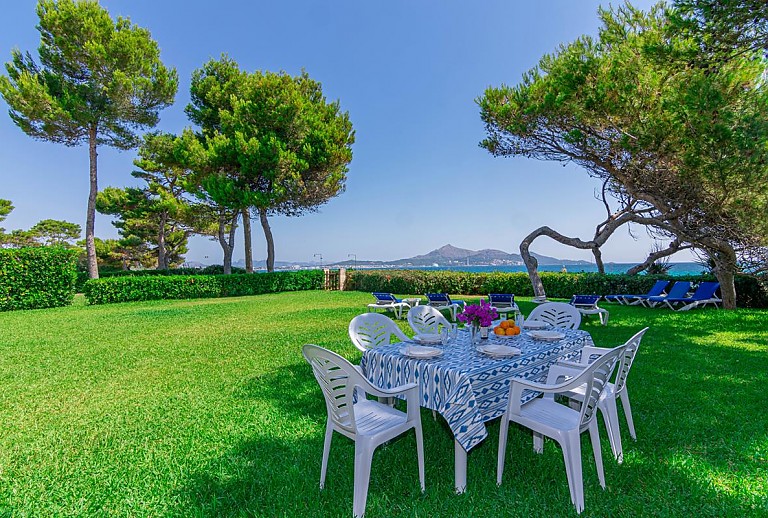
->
(407, 305), (453, 335)
(527, 302), (582, 329)
(349, 313), (410, 352)
(302, 344), (425, 518)
(497, 347), (621, 514)
(550, 327), (649, 463)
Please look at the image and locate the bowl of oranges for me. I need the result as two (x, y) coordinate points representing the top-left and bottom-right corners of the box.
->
(493, 320), (521, 338)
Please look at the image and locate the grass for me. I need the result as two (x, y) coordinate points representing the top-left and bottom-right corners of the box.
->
(0, 291), (766, 517)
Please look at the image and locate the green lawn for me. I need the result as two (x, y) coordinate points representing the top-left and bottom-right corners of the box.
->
(1, 291), (766, 517)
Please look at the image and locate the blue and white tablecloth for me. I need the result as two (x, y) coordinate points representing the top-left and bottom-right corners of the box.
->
(360, 329), (592, 451)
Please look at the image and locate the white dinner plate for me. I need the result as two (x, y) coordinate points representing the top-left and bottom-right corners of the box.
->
(399, 346), (443, 359)
(477, 343), (521, 357)
(522, 321), (548, 330)
(413, 333), (443, 345)
(527, 330), (566, 341)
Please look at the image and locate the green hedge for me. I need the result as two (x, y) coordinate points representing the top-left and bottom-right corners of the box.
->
(0, 247), (78, 311)
(75, 265), (248, 292)
(83, 270), (324, 304)
(346, 269), (768, 308)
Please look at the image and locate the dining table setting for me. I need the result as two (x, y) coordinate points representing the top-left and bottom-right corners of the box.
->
(360, 321), (594, 492)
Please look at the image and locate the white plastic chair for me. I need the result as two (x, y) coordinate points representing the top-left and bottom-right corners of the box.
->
(526, 302), (582, 329)
(349, 313), (410, 352)
(497, 346), (621, 514)
(549, 327), (649, 463)
(302, 344), (425, 518)
(407, 305), (453, 335)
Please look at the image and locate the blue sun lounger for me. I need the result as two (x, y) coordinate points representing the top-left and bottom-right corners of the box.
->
(605, 280), (669, 306)
(659, 281), (721, 311)
(367, 292), (411, 319)
(569, 295), (609, 325)
(425, 293), (465, 320)
(645, 281), (692, 308)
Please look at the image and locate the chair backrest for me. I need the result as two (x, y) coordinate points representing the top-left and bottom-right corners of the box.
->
(489, 293), (515, 307)
(349, 313), (409, 352)
(302, 344), (359, 434)
(425, 293), (451, 306)
(689, 281), (720, 301)
(407, 305), (452, 335)
(647, 280), (671, 297)
(577, 347), (622, 428)
(527, 302), (582, 329)
(613, 327), (649, 394)
(372, 292), (397, 303)
(665, 281), (692, 299)
(569, 295), (600, 308)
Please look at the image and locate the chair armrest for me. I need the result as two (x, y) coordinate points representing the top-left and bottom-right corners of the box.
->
(359, 380), (418, 398)
(508, 370), (593, 415)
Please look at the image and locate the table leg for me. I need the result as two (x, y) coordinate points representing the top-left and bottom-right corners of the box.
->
(454, 439), (467, 493)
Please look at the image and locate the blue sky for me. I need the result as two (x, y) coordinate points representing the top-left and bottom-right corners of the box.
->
(0, 0), (675, 265)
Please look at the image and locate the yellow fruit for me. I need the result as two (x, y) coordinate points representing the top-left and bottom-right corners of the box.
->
(494, 327), (505, 336)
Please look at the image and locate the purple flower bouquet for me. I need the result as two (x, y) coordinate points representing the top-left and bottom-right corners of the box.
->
(457, 300), (498, 328)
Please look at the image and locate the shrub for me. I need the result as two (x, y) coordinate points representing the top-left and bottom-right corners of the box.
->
(0, 247), (78, 311)
(83, 270), (324, 304)
(74, 265), (248, 292)
(346, 269), (768, 308)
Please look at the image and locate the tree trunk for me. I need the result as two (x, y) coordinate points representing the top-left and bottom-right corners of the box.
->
(157, 210), (167, 270)
(217, 210), (239, 275)
(242, 207), (253, 273)
(520, 239), (546, 298)
(520, 226), (609, 298)
(259, 208), (275, 273)
(86, 125), (99, 279)
(592, 247), (605, 274)
(711, 247), (738, 309)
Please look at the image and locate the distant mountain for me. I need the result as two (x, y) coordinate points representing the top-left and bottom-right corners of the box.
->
(331, 244), (592, 267)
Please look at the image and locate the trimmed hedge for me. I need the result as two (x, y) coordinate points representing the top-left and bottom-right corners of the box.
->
(75, 265), (248, 292)
(346, 269), (768, 308)
(83, 270), (324, 305)
(0, 247), (78, 311)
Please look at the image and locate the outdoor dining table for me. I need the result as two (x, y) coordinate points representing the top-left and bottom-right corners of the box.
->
(360, 326), (593, 492)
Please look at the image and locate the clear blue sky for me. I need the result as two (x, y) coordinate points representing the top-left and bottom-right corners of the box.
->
(1, 0), (677, 265)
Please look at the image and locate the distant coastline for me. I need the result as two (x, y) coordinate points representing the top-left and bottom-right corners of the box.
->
(281, 262), (707, 276)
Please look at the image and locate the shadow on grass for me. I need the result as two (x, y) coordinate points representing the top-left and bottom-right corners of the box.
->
(177, 332), (768, 517)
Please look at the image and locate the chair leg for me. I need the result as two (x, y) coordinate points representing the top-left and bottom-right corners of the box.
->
(497, 417), (510, 485)
(601, 397), (623, 463)
(588, 421), (606, 489)
(415, 424), (425, 492)
(320, 426), (333, 489)
(619, 390), (637, 440)
(533, 432), (544, 454)
(561, 433), (584, 513)
(353, 442), (374, 518)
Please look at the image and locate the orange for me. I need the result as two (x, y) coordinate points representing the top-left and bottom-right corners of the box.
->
(512, 326), (521, 335)
(505, 327), (516, 336)
(500, 320), (510, 329)
(494, 326), (505, 336)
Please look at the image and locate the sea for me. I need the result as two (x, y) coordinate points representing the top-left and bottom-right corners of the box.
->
(354, 262), (706, 276)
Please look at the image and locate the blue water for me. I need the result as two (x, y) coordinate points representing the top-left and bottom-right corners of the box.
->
(373, 263), (706, 276)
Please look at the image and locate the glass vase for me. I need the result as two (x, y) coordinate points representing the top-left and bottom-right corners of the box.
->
(469, 323), (481, 343)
